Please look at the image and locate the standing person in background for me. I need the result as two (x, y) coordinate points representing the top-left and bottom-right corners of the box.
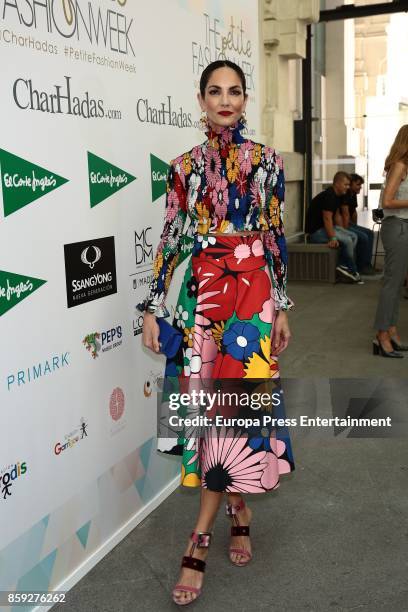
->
(340, 173), (376, 275)
(373, 125), (408, 358)
(306, 172), (363, 284)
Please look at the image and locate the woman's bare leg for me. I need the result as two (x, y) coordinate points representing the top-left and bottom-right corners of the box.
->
(173, 489), (223, 604)
(226, 493), (252, 565)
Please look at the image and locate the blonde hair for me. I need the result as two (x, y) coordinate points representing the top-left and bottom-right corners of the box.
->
(384, 124), (408, 172)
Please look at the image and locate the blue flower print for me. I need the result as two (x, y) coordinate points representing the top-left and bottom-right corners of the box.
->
(223, 322), (260, 361)
(247, 424), (273, 451)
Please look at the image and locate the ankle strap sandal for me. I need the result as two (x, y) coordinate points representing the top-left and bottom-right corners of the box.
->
(173, 531), (212, 605)
(225, 498), (252, 566)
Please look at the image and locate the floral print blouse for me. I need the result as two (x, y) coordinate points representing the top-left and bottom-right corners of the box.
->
(139, 121), (291, 317)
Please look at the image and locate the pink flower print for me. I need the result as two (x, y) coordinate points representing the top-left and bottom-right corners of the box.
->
(201, 426), (268, 493)
(238, 142), (254, 176)
(205, 147), (221, 187)
(251, 239), (264, 257)
(264, 231), (281, 257)
(250, 178), (261, 208)
(260, 437), (291, 490)
(173, 153), (186, 181)
(166, 190), (179, 222)
(191, 145), (203, 163)
(234, 243), (251, 264)
(211, 176), (228, 218)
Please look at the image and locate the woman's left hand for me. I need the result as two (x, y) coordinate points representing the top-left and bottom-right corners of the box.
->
(272, 311), (291, 355)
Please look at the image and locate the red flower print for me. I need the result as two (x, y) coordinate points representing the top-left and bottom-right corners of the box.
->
(213, 353), (245, 378)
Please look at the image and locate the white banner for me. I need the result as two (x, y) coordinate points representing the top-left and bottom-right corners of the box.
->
(0, 0), (259, 599)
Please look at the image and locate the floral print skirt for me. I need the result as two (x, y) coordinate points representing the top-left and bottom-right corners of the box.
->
(159, 234), (295, 493)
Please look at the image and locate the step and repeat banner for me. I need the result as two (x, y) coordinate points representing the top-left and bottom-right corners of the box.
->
(0, 0), (259, 604)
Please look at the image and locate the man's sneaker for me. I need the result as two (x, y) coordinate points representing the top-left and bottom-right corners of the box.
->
(352, 273), (365, 285)
(336, 265), (357, 281)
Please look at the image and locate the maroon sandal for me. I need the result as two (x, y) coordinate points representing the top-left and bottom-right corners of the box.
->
(225, 498), (252, 566)
(172, 530), (212, 605)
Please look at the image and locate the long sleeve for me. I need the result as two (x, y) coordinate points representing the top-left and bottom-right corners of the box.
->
(137, 159), (187, 317)
(263, 151), (293, 311)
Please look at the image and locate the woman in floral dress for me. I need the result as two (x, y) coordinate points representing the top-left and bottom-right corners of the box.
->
(139, 60), (294, 605)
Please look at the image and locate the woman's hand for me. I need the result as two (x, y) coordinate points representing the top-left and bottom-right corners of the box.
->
(272, 310), (291, 355)
(142, 312), (160, 353)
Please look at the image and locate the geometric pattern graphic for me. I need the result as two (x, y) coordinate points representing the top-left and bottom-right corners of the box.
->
(0, 438), (179, 612)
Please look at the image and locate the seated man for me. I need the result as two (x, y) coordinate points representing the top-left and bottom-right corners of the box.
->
(306, 172), (362, 283)
(340, 173), (376, 274)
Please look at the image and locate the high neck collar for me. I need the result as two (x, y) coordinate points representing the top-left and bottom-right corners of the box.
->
(205, 120), (246, 147)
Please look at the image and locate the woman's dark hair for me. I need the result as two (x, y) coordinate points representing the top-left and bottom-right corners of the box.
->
(199, 60), (247, 97)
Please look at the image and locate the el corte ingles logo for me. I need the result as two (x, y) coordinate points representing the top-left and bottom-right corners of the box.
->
(150, 154), (169, 202)
(0, 270), (46, 317)
(88, 152), (136, 207)
(0, 149), (68, 217)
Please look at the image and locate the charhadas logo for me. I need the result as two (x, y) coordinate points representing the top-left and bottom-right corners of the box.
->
(54, 417), (88, 456)
(0, 270), (46, 317)
(0, 149), (68, 217)
(150, 154), (169, 202)
(0, 461), (27, 500)
(88, 152), (136, 207)
(83, 325), (122, 358)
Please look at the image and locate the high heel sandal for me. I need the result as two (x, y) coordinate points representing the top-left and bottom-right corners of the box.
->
(390, 336), (408, 351)
(172, 530), (212, 606)
(225, 498), (252, 566)
(372, 339), (403, 358)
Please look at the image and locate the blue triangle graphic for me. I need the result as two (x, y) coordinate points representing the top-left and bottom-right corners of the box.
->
(76, 521), (91, 549)
(42, 515), (50, 528)
(139, 437), (154, 471)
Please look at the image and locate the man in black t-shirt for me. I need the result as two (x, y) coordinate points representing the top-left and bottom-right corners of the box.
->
(339, 173), (375, 274)
(306, 172), (361, 283)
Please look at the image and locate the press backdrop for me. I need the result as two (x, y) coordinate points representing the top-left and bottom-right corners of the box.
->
(0, 0), (259, 605)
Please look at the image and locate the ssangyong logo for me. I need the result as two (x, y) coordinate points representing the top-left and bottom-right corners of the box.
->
(81, 246), (101, 269)
(64, 236), (117, 308)
(83, 325), (122, 359)
(0, 461), (27, 500)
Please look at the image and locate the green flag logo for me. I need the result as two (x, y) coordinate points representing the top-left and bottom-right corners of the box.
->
(150, 154), (169, 202)
(0, 149), (68, 217)
(88, 152), (136, 208)
(0, 270), (46, 317)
